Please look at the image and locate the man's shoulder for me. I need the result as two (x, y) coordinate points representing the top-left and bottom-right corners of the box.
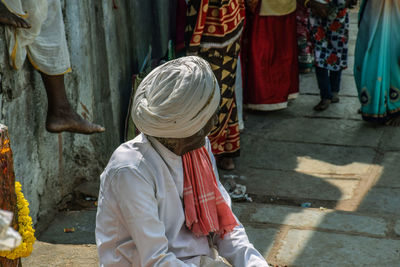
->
(105, 134), (152, 175)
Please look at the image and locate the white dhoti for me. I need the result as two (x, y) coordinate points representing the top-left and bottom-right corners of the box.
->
(2, 0), (71, 75)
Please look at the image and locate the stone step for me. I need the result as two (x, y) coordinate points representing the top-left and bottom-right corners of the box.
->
(233, 203), (391, 237)
(276, 229), (400, 266)
(233, 203), (400, 266)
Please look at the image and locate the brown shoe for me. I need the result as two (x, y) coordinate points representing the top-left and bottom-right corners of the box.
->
(331, 92), (340, 103)
(313, 99), (331, 111)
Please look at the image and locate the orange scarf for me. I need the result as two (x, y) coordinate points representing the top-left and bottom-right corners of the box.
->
(182, 147), (238, 237)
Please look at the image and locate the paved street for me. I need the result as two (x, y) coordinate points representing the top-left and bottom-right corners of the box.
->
(22, 9), (400, 267)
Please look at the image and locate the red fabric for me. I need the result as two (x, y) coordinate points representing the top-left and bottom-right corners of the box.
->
(242, 10), (299, 106)
(189, 0), (245, 49)
(182, 147), (238, 237)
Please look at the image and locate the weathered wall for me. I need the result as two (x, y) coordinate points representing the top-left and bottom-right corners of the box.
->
(0, 0), (174, 228)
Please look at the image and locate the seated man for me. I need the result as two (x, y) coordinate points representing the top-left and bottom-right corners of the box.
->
(96, 56), (269, 267)
(0, 0), (104, 134)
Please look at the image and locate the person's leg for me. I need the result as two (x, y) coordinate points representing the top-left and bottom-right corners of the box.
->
(40, 72), (105, 134)
(314, 67), (331, 111)
(330, 69), (342, 103)
(0, 2), (30, 28)
(216, 156), (235, 171)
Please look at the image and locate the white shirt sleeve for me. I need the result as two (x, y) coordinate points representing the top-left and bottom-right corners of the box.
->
(110, 167), (195, 267)
(214, 182), (270, 267)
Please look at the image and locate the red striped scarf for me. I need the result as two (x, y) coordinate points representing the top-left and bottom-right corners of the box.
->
(182, 146), (238, 237)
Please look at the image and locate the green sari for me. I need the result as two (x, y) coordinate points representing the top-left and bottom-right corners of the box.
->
(355, 0), (400, 122)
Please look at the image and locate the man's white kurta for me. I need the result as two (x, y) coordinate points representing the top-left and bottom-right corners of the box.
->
(95, 134), (269, 267)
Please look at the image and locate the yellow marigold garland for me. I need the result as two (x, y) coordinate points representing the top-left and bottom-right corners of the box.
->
(0, 182), (36, 259)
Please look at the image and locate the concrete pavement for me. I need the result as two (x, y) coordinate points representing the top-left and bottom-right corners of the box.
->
(22, 8), (400, 267)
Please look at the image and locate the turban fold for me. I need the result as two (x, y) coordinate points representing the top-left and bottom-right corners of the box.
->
(132, 56), (220, 138)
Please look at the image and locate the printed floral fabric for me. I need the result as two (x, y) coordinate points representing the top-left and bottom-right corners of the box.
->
(309, 0), (349, 71)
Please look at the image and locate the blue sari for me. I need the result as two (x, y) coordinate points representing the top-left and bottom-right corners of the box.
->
(354, 0), (400, 122)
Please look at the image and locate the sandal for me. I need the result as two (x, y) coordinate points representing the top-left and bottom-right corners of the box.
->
(331, 92), (340, 103)
(313, 99), (331, 111)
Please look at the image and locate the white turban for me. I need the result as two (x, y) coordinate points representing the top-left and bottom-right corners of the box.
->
(132, 56), (220, 138)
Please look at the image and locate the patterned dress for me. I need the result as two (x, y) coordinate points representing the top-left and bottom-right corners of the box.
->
(309, 0), (349, 71)
(185, 0), (245, 157)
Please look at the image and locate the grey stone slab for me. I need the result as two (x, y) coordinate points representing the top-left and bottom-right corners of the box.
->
(299, 73), (358, 97)
(247, 204), (387, 236)
(245, 227), (279, 259)
(348, 37), (356, 48)
(234, 168), (355, 201)
(299, 73), (319, 95)
(237, 139), (376, 177)
(375, 152), (400, 188)
(349, 29), (358, 42)
(277, 230), (400, 266)
(349, 12), (359, 24)
(338, 74), (359, 97)
(251, 117), (383, 148)
(240, 110), (279, 132)
(273, 94), (361, 120)
(395, 220), (400, 236)
(349, 22), (359, 36)
(39, 210), (96, 244)
(342, 55), (355, 75)
(381, 127), (400, 150)
(357, 188), (400, 216)
(348, 40), (356, 54)
(232, 203), (248, 219)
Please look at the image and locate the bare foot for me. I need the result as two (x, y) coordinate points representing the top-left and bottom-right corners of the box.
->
(385, 115), (400, 127)
(216, 157), (235, 170)
(46, 108), (105, 134)
(0, 2), (31, 28)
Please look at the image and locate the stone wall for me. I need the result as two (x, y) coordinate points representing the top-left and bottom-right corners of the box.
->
(0, 0), (174, 227)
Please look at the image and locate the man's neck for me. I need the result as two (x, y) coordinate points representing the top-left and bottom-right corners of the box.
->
(154, 137), (185, 156)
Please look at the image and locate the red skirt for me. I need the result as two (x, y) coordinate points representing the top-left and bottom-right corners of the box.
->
(242, 11), (299, 111)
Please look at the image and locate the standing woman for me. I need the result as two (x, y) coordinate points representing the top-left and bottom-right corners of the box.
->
(355, 0), (400, 125)
(184, 0), (245, 170)
(242, 0), (299, 111)
(307, 0), (350, 111)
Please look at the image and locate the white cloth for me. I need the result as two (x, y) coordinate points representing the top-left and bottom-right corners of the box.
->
(132, 56), (220, 138)
(0, 210), (22, 251)
(96, 134), (269, 267)
(3, 0), (71, 75)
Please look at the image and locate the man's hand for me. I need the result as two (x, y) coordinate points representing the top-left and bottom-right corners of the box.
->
(310, 0), (330, 19)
